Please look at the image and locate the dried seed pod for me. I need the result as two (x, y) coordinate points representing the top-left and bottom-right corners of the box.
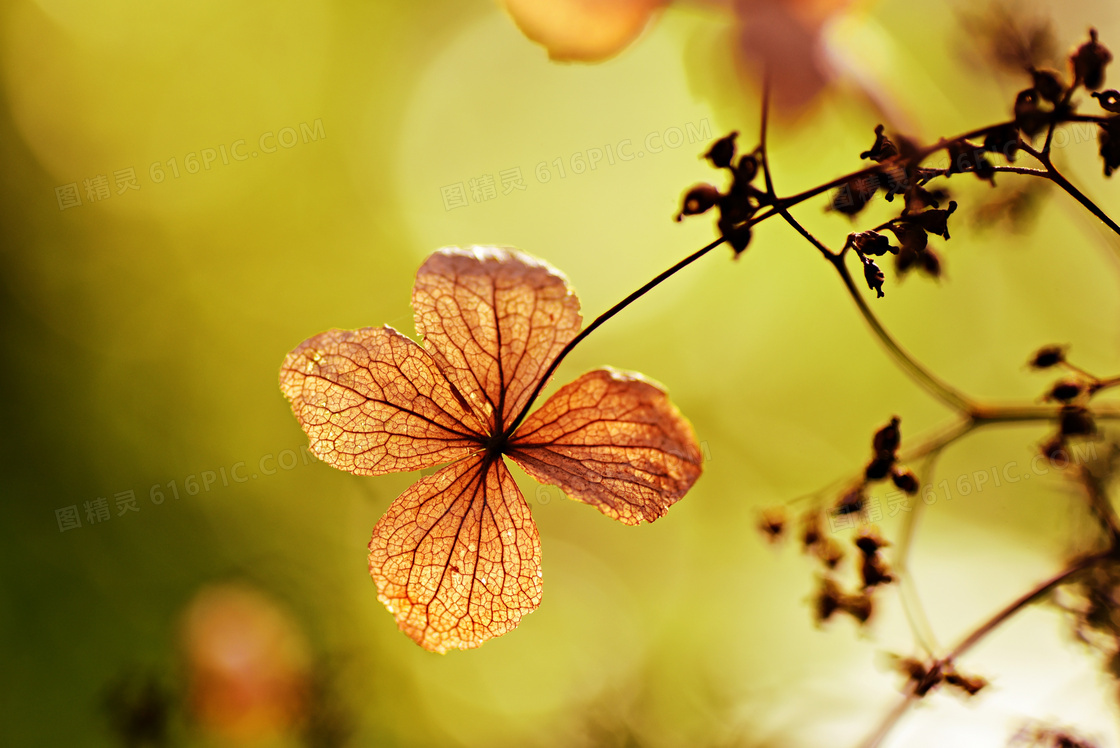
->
(944, 670), (988, 696)
(717, 214), (752, 257)
(1030, 67), (1066, 103)
(1100, 118), (1120, 177)
(983, 123), (1021, 161)
(705, 131), (739, 169)
(1071, 28), (1112, 91)
(1040, 434), (1068, 463)
(854, 526), (889, 555)
(1029, 345), (1066, 368)
(757, 506), (787, 543)
(1092, 90), (1120, 113)
(891, 468), (919, 495)
(735, 154), (759, 183)
(886, 223), (929, 255)
(815, 537), (845, 569)
(865, 454), (894, 481)
(800, 510), (823, 550)
(918, 247), (942, 279)
(1014, 88), (1048, 136)
(675, 183), (722, 221)
(831, 175), (880, 216)
(836, 487), (865, 517)
(1059, 405), (1096, 436)
(841, 592), (874, 624)
(815, 577), (843, 623)
(1045, 380), (1083, 402)
(861, 553), (894, 588)
(872, 416), (902, 456)
(862, 256), (886, 299)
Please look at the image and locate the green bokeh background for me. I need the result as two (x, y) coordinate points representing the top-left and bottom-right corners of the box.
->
(3, 0), (1120, 745)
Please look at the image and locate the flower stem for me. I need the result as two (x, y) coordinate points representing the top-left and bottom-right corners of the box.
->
(831, 247), (974, 412)
(862, 550), (1115, 748)
(504, 235), (725, 436)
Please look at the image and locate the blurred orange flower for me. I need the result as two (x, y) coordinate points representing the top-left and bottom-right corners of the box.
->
(500, 0), (866, 113)
(181, 584), (311, 741)
(501, 0), (667, 61)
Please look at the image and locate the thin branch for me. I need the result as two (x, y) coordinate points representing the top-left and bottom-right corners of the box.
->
(830, 254), (973, 412)
(1019, 141), (1120, 238)
(503, 235), (725, 436)
(862, 550), (1115, 748)
(944, 551), (1113, 662)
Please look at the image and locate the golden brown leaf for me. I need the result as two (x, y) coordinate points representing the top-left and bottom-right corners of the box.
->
(412, 246), (582, 432)
(509, 368), (702, 525)
(279, 326), (484, 475)
(281, 246), (703, 652)
(367, 454), (542, 653)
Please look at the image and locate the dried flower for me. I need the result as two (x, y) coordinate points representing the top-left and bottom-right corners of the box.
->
(281, 247), (702, 651)
(904, 202), (958, 239)
(850, 231), (898, 257)
(862, 255), (886, 298)
(861, 124), (898, 162)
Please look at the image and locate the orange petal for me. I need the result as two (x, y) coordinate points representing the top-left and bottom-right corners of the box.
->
(501, 0), (664, 62)
(412, 246), (582, 432)
(280, 326), (485, 475)
(509, 368), (702, 526)
(368, 455), (542, 652)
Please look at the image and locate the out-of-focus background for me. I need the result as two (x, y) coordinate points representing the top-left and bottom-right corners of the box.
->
(3, 0), (1120, 745)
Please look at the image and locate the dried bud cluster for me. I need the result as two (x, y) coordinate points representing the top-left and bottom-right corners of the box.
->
(833, 124), (965, 295)
(856, 526), (893, 588)
(858, 416), (918, 497)
(676, 132), (765, 257)
(814, 576), (874, 625)
(891, 656), (988, 698)
(1026, 344), (1110, 462)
